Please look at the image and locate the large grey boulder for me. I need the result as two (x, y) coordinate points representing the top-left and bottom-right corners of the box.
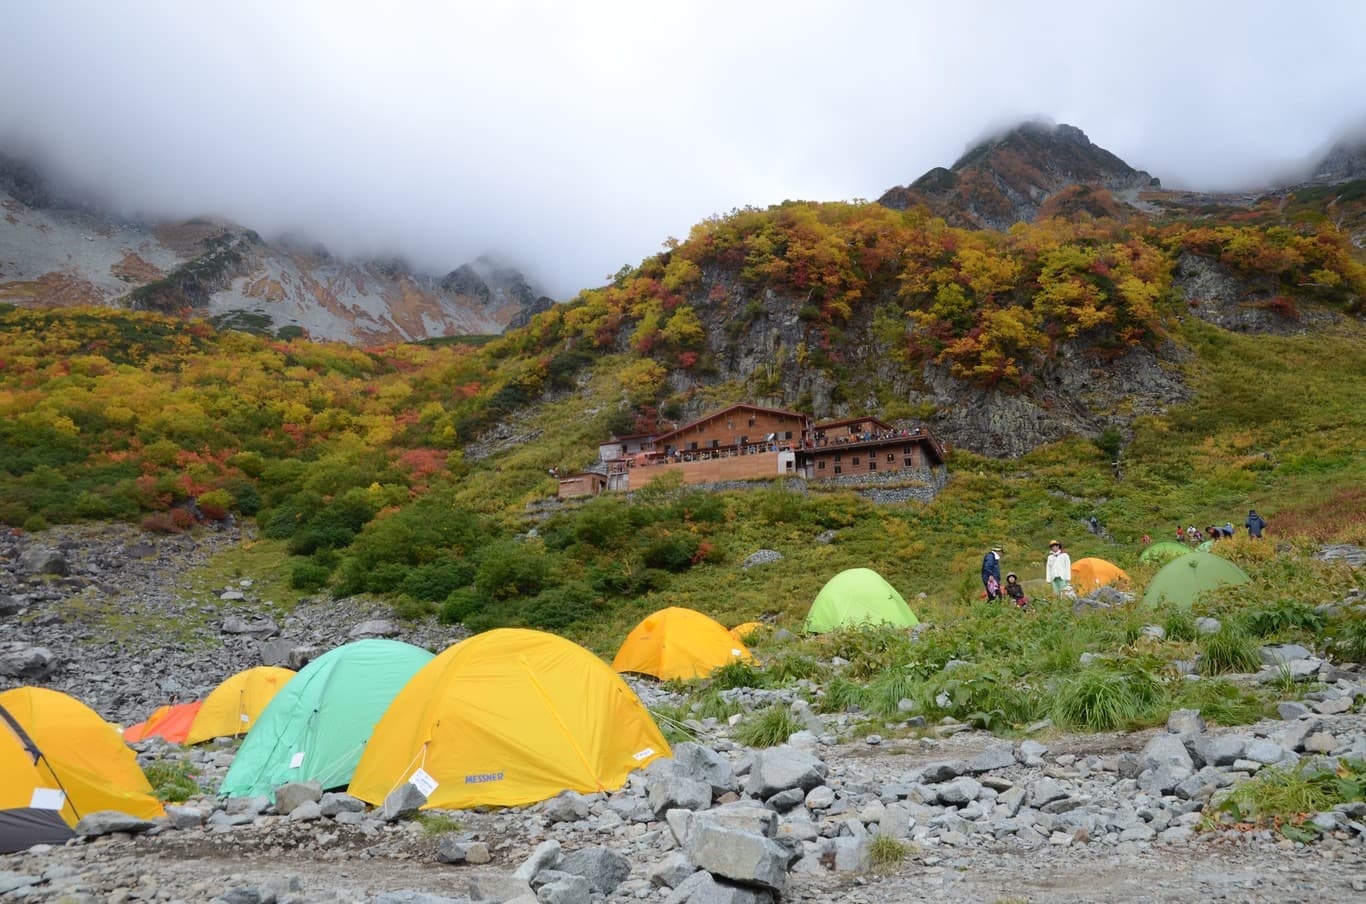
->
(220, 615), (280, 638)
(1140, 734), (1194, 773)
(937, 777), (981, 806)
(319, 792), (366, 817)
(466, 875), (533, 902)
(543, 790), (593, 823)
(648, 852), (698, 889)
(350, 619), (400, 638)
(648, 774), (712, 818)
(685, 822), (789, 894)
(558, 847), (630, 895)
(0, 643), (56, 679)
(1191, 735), (1246, 768)
(74, 810), (157, 837)
(274, 781), (323, 815)
(744, 746), (826, 799)
(1166, 709), (1206, 735)
(918, 760), (967, 783)
(514, 840), (563, 881)
(672, 743), (738, 797)
(0, 594), (23, 616)
(164, 805), (207, 829)
(966, 744), (1016, 773)
(1282, 718), (1325, 752)
(536, 874), (591, 904)
(664, 871), (775, 904)
(381, 783), (427, 821)
(695, 803), (778, 838)
(19, 547), (68, 576)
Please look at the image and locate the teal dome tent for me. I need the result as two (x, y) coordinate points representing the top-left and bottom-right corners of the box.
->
(219, 639), (433, 800)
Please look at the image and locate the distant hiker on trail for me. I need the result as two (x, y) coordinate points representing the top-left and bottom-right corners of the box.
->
(1005, 572), (1028, 610)
(1225, 521), (1236, 538)
(1046, 539), (1072, 596)
(1088, 515), (1100, 535)
(982, 545), (1003, 601)
(1246, 509), (1267, 539)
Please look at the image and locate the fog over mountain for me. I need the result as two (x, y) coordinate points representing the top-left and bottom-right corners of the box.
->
(3, 0), (1364, 296)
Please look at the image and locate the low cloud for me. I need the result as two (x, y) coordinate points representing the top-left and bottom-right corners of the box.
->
(3, 1), (1364, 297)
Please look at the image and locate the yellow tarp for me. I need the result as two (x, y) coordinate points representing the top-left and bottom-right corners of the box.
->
(0, 686), (163, 826)
(349, 628), (670, 810)
(613, 607), (753, 681)
(185, 666), (295, 745)
(1071, 557), (1131, 590)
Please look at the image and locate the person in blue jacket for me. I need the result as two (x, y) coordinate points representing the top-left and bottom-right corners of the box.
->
(1246, 509), (1267, 539)
(981, 545), (1003, 601)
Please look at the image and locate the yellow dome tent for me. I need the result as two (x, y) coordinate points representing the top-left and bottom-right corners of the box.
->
(184, 666), (295, 746)
(1071, 557), (1131, 591)
(349, 629), (670, 810)
(729, 621), (764, 644)
(613, 607), (753, 681)
(0, 686), (163, 847)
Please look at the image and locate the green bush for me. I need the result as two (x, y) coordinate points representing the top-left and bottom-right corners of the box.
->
(476, 540), (552, 600)
(290, 560), (333, 592)
(439, 588), (487, 625)
(642, 532), (702, 572)
(707, 660), (767, 690)
(143, 758), (202, 802)
(523, 581), (597, 630)
(1239, 600), (1326, 638)
(401, 559), (475, 602)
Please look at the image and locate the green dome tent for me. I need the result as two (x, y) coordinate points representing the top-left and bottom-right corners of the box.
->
(804, 568), (919, 632)
(1142, 551), (1250, 611)
(1138, 541), (1192, 565)
(219, 639), (433, 801)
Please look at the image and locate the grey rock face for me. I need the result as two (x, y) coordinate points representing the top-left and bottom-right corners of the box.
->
(664, 871), (775, 904)
(536, 874), (591, 904)
(164, 805), (207, 829)
(744, 746), (826, 798)
(274, 781), (323, 815)
(741, 550), (783, 570)
(557, 846), (630, 894)
(648, 774), (713, 818)
(349, 618), (399, 638)
(0, 642), (56, 679)
(544, 790), (593, 824)
(514, 840), (563, 881)
(672, 742), (738, 797)
(1140, 734), (1195, 773)
(74, 811), (157, 837)
(1166, 709), (1206, 735)
(648, 852), (698, 889)
(319, 792), (366, 816)
(18, 547), (68, 576)
(381, 783), (427, 822)
(686, 823), (789, 894)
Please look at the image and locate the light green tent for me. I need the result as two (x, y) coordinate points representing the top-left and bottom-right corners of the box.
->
(219, 639), (433, 800)
(804, 568), (919, 632)
(1138, 541), (1192, 564)
(1142, 551), (1250, 611)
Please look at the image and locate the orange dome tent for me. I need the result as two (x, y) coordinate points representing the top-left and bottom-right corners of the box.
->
(123, 700), (203, 744)
(613, 607), (753, 681)
(1071, 557), (1130, 591)
(1, 686), (163, 851)
(729, 621), (764, 644)
(184, 666), (295, 745)
(350, 629), (670, 810)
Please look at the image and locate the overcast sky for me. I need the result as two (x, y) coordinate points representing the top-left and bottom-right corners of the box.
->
(3, 1), (1365, 296)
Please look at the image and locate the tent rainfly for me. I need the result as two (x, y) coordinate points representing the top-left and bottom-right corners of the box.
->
(1142, 551), (1250, 610)
(612, 607), (752, 681)
(804, 568), (919, 632)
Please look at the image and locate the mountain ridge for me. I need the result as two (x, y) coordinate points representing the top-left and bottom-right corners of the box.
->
(0, 150), (550, 343)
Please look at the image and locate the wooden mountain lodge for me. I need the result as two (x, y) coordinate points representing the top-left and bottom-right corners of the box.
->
(559, 403), (947, 497)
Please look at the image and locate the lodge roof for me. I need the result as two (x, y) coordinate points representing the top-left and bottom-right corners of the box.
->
(652, 402), (809, 445)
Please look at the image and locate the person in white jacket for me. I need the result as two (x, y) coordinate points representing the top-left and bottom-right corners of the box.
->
(1046, 539), (1072, 596)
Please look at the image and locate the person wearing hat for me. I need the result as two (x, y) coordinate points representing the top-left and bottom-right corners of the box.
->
(1046, 539), (1072, 596)
(981, 545), (1003, 601)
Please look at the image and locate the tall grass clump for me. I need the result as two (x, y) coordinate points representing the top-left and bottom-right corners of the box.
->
(1327, 611), (1366, 663)
(734, 705), (803, 748)
(143, 758), (202, 802)
(817, 675), (869, 714)
(868, 834), (911, 873)
(1238, 600), (1326, 639)
(1052, 662), (1167, 731)
(763, 651), (827, 684)
(707, 659), (768, 690)
(812, 625), (918, 681)
(1170, 679), (1269, 726)
(1198, 627), (1262, 675)
(1206, 757), (1366, 840)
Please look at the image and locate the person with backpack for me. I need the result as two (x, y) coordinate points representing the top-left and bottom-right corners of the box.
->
(981, 545), (1003, 601)
(1246, 509), (1267, 539)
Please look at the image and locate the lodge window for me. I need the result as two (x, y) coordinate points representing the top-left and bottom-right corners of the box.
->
(710, 439), (720, 448)
(903, 445), (912, 454)
(818, 461), (826, 470)
(834, 466), (842, 475)
(749, 417), (756, 427)
(869, 460), (877, 471)
(887, 453), (895, 462)
(834, 453), (841, 462)
(687, 442), (698, 451)
(852, 457), (860, 466)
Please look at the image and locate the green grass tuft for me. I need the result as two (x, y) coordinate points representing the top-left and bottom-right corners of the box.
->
(868, 833), (911, 872)
(734, 705), (803, 748)
(1198, 628), (1262, 676)
(143, 757), (202, 802)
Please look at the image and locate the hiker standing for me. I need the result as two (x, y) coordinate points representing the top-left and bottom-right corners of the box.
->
(981, 545), (1003, 601)
(1246, 509), (1267, 539)
(1046, 539), (1072, 596)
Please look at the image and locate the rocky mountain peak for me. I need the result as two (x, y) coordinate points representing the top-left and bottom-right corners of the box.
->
(879, 120), (1160, 230)
(1308, 130), (1366, 184)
